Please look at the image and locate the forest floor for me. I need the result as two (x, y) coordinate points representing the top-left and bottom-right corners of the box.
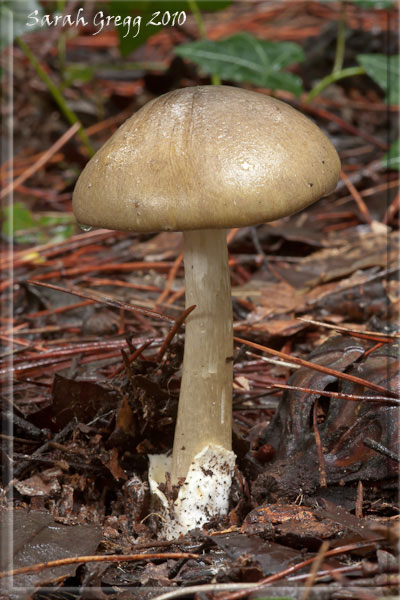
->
(0, 1), (399, 599)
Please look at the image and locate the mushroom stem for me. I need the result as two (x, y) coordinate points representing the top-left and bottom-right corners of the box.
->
(171, 229), (233, 483)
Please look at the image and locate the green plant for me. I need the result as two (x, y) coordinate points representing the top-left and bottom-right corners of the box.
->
(307, 0), (399, 168)
(357, 53), (399, 105)
(1, 0), (94, 156)
(169, 1), (397, 104)
(187, 0), (221, 85)
(15, 36), (95, 156)
(1, 202), (75, 244)
(305, 53), (398, 104)
(169, 0), (398, 166)
(4, 1), (398, 171)
(108, 0), (231, 57)
(306, 0), (398, 103)
(175, 33), (305, 96)
(383, 139), (400, 171)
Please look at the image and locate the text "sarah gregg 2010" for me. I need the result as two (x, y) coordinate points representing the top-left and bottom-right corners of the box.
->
(26, 8), (187, 38)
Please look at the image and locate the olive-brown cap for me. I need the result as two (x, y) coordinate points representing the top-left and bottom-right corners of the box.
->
(73, 86), (340, 232)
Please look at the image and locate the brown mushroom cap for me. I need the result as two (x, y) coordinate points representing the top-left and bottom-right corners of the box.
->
(73, 86), (340, 232)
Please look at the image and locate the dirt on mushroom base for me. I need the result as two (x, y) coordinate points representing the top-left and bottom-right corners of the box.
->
(149, 444), (236, 539)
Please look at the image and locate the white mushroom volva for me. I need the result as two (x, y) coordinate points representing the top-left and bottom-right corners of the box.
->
(73, 85), (341, 537)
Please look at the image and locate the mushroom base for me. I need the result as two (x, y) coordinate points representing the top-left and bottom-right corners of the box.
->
(148, 445), (235, 540)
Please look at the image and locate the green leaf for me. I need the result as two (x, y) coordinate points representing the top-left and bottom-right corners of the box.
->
(0, 0), (43, 50)
(38, 218), (75, 243)
(349, 0), (394, 8)
(108, 0), (231, 56)
(63, 65), (95, 86)
(107, 0), (150, 57)
(1, 202), (74, 244)
(382, 139), (400, 171)
(1, 202), (35, 238)
(175, 33), (305, 95)
(357, 53), (399, 105)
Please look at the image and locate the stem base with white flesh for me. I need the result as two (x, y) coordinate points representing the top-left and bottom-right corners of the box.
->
(149, 445), (235, 540)
(171, 229), (234, 483)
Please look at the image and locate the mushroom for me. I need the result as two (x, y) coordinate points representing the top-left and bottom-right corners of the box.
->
(72, 85), (340, 537)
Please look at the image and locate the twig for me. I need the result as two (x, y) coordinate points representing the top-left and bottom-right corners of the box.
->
(363, 342), (384, 358)
(1, 153), (64, 177)
(289, 563), (362, 582)
(246, 350), (300, 370)
(28, 300), (94, 319)
(340, 169), (373, 224)
(363, 437), (400, 463)
(153, 583), (258, 600)
(383, 189), (400, 225)
(15, 37), (94, 156)
(234, 336), (398, 398)
(0, 123), (80, 200)
(109, 340), (153, 378)
(165, 287), (185, 306)
(157, 304), (196, 361)
(0, 229), (115, 271)
(301, 541), (330, 600)
(28, 280), (176, 323)
(226, 228), (240, 244)
(0, 552), (198, 580)
(340, 176), (399, 204)
(269, 383), (400, 406)
(299, 102), (388, 150)
(297, 317), (398, 342)
(356, 480), (364, 519)
(85, 108), (132, 137)
(217, 539), (383, 600)
(0, 433), (39, 445)
(154, 252), (184, 307)
(313, 400), (327, 488)
(29, 261), (174, 280)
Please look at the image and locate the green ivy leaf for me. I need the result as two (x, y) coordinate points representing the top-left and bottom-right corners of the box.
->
(382, 139), (400, 171)
(108, 0), (231, 57)
(175, 33), (304, 95)
(357, 53), (399, 105)
(0, 0), (43, 50)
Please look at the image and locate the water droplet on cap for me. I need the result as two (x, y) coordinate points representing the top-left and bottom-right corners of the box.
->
(78, 222), (92, 232)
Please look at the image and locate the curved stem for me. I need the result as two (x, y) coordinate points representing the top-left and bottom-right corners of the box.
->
(171, 229), (233, 482)
(332, 0), (347, 74)
(187, 0), (222, 86)
(187, 0), (207, 38)
(305, 66), (366, 103)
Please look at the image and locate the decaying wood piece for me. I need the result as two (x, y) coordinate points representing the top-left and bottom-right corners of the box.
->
(260, 336), (399, 497)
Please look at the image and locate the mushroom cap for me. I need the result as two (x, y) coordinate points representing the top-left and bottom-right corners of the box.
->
(73, 86), (340, 232)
